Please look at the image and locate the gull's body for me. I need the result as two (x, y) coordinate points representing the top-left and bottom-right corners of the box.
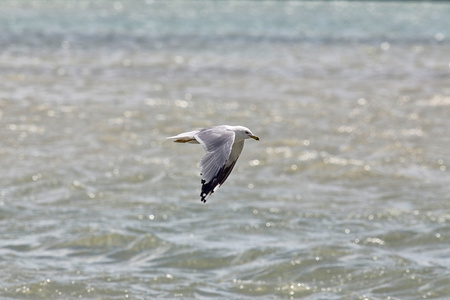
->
(167, 125), (259, 203)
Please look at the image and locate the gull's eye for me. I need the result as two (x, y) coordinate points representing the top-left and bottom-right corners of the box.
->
(245, 131), (250, 134)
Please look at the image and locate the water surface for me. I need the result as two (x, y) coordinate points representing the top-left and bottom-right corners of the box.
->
(1, 1), (449, 299)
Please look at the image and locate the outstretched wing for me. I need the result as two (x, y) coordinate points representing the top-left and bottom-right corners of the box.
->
(166, 130), (200, 143)
(195, 127), (245, 202)
(194, 127), (241, 202)
(200, 140), (245, 202)
(195, 127), (235, 183)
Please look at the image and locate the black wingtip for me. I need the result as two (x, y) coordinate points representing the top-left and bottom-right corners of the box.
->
(200, 189), (212, 203)
(200, 192), (208, 203)
(200, 178), (215, 203)
(200, 180), (207, 203)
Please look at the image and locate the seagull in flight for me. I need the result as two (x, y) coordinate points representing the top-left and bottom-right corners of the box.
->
(167, 125), (259, 203)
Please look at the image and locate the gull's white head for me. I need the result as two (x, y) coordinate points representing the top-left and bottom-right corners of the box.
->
(229, 126), (260, 142)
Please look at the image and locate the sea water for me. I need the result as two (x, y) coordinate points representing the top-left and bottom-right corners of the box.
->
(1, 1), (449, 299)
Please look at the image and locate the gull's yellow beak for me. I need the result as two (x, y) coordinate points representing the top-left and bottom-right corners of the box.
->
(250, 135), (260, 141)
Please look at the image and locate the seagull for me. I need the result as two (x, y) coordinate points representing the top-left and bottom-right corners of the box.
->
(167, 125), (259, 203)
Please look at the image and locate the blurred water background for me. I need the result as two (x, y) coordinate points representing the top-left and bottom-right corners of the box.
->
(1, 1), (450, 299)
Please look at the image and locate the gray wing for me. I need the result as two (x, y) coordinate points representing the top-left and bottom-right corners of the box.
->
(194, 127), (241, 202)
(195, 127), (235, 183)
